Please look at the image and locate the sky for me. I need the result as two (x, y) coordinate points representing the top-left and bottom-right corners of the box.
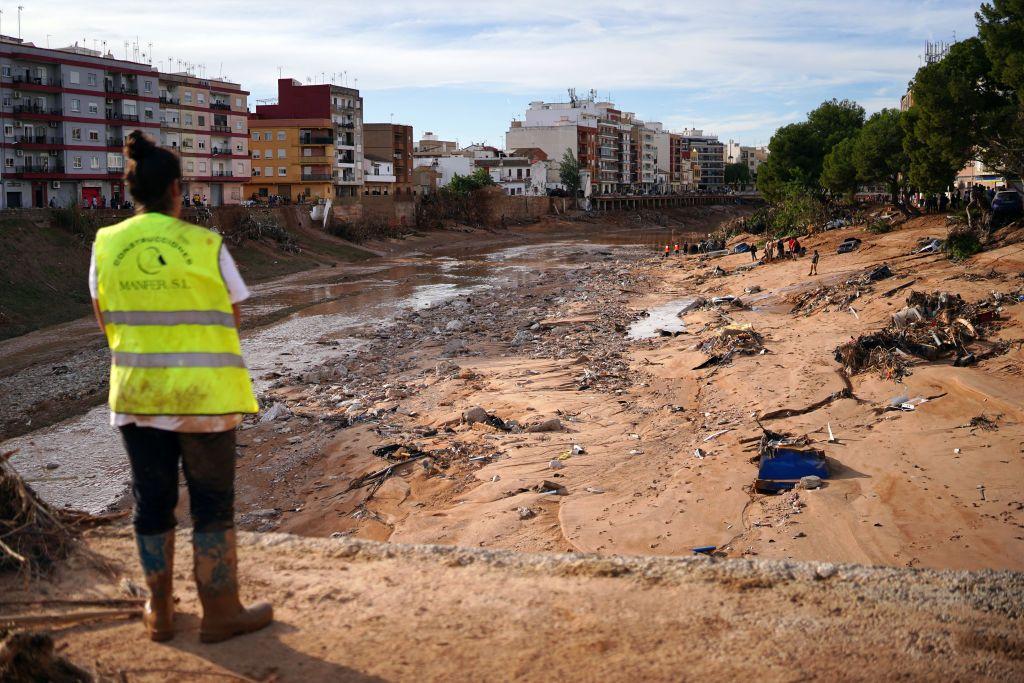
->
(28, 1), (983, 148)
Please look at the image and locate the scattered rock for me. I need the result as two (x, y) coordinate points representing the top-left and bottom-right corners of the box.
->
(443, 339), (469, 356)
(815, 563), (838, 579)
(445, 319), (465, 332)
(259, 402), (292, 423)
(527, 418), (564, 433)
(463, 406), (490, 425)
(435, 360), (460, 377)
(43, 463), (59, 471)
(797, 475), (823, 490)
(548, 460), (565, 470)
(517, 507), (536, 520)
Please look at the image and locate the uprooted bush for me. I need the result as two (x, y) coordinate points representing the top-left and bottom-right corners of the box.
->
(328, 213), (407, 243)
(0, 453), (78, 575)
(945, 227), (983, 261)
(215, 207), (299, 253)
(866, 217), (895, 234)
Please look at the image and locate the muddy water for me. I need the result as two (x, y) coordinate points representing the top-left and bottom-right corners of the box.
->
(4, 239), (650, 513)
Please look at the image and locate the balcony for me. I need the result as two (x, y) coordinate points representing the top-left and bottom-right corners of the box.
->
(212, 170), (234, 177)
(300, 136), (333, 145)
(12, 135), (64, 146)
(12, 104), (62, 117)
(159, 95), (179, 105)
(210, 124), (231, 133)
(105, 111), (140, 123)
(211, 147), (235, 156)
(9, 162), (65, 175)
(299, 156), (330, 164)
(11, 75), (62, 89)
(105, 83), (139, 95)
(301, 173), (333, 181)
(107, 137), (124, 147)
(210, 101), (231, 111)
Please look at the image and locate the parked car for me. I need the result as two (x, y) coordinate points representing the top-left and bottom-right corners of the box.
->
(991, 190), (1022, 217)
(837, 237), (861, 254)
(732, 242), (751, 253)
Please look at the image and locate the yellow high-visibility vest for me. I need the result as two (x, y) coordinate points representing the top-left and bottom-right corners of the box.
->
(93, 212), (258, 415)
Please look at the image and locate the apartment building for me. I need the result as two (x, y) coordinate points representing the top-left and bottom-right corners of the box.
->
(475, 153), (547, 196)
(723, 139), (763, 180)
(679, 129), (725, 190)
(654, 131), (699, 193)
(505, 96), (670, 196)
(0, 36), (161, 208)
(411, 153), (472, 188)
(363, 154), (396, 195)
(158, 72), (249, 205)
(414, 131), (457, 155)
(247, 78), (363, 199)
(246, 117), (335, 201)
(363, 123), (413, 196)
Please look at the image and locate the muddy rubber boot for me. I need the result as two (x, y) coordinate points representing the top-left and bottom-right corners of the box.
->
(193, 529), (273, 643)
(135, 532), (176, 641)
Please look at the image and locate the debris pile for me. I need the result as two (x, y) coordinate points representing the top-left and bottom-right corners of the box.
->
(789, 264), (893, 316)
(699, 323), (765, 360)
(834, 290), (1011, 379)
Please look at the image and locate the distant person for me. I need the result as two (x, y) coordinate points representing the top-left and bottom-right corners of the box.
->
(674, 243), (680, 255)
(663, 244), (670, 258)
(777, 238), (785, 258)
(809, 249), (819, 276)
(750, 243), (758, 261)
(89, 130), (272, 643)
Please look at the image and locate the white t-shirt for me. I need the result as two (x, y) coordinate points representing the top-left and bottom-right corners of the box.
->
(89, 242), (252, 433)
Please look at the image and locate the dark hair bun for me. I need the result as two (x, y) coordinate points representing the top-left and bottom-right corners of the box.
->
(125, 130), (157, 162)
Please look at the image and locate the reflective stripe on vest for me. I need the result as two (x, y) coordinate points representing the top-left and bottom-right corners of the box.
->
(102, 310), (236, 327)
(93, 213), (258, 415)
(112, 351), (246, 368)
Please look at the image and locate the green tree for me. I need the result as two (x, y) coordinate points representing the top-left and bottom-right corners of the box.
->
(445, 168), (495, 195)
(906, 36), (1021, 187)
(724, 162), (751, 188)
(821, 137), (860, 200)
(559, 148), (581, 205)
(757, 99), (865, 200)
(807, 98), (866, 154)
(853, 109), (908, 202)
(977, 0), (1024, 93)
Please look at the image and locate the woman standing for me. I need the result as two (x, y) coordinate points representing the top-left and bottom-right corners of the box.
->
(89, 130), (272, 643)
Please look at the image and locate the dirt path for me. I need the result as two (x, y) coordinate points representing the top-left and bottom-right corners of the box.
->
(3, 529), (1021, 682)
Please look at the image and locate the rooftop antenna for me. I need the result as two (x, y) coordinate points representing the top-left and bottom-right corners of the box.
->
(1, 11), (4, 38)
(148, 42), (153, 65)
(343, 70), (347, 86)
(46, 34), (52, 48)
(17, 5), (23, 40)
(277, 65), (283, 78)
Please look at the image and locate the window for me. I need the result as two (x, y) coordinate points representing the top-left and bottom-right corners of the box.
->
(88, 129), (99, 141)
(252, 132), (260, 141)
(71, 127), (82, 141)
(90, 156), (99, 169)
(197, 115), (205, 127)
(197, 93), (206, 104)
(278, 167), (287, 176)
(186, 161), (195, 172)
(235, 120), (243, 130)
(123, 101), (137, 116)
(72, 156), (83, 169)
(107, 153), (123, 169)
(252, 150), (260, 159)
(184, 113), (193, 126)
(4, 158), (12, 168)
(184, 92), (192, 104)
(144, 107), (153, 120)
(2, 97), (9, 107)
(277, 149), (285, 158)
(88, 102), (98, 114)
(198, 139), (206, 150)
(199, 161), (207, 172)
(70, 98), (81, 113)
(87, 73), (97, 86)
(231, 189), (240, 200)
(252, 168), (260, 177)
(143, 80), (152, 93)
(68, 70), (80, 85)
(264, 166), (272, 177)
(236, 162), (244, 174)
(235, 97), (242, 107)
(3, 124), (12, 136)
(277, 131), (285, 141)
(1, 66), (9, 77)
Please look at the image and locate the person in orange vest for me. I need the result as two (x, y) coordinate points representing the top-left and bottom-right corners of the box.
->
(663, 244), (670, 258)
(674, 243), (680, 255)
(90, 130), (272, 643)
